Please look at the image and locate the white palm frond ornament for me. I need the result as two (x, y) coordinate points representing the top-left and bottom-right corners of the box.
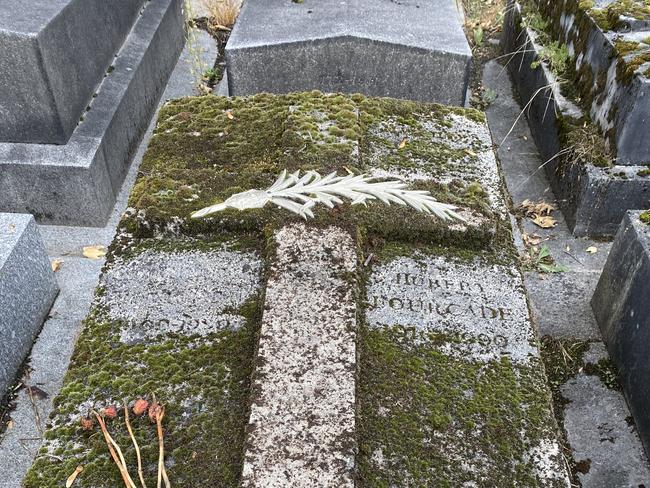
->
(191, 170), (466, 222)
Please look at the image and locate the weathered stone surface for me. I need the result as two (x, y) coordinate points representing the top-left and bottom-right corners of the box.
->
(242, 224), (356, 487)
(226, 0), (472, 105)
(26, 92), (568, 485)
(127, 93), (501, 246)
(358, 250), (570, 486)
(0, 213), (58, 398)
(562, 370), (650, 487)
(99, 248), (261, 343)
(502, 1), (650, 237)
(592, 210), (650, 456)
(0, 0), (146, 144)
(0, 0), (185, 226)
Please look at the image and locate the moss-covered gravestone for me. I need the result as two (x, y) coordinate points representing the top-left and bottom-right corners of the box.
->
(25, 92), (569, 487)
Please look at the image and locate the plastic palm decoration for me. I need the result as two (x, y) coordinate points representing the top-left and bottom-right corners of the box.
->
(191, 170), (465, 222)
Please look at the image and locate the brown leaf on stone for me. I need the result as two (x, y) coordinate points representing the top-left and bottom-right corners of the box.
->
(65, 465), (83, 487)
(519, 199), (555, 217)
(51, 259), (63, 272)
(80, 417), (94, 431)
(133, 398), (149, 416)
(82, 245), (106, 260)
(532, 215), (557, 229)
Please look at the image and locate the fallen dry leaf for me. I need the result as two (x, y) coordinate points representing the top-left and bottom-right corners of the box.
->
(465, 149), (477, 157)
(225, 110), (234, 120)
(520, 199), (555, 217)
(66, 465), (83, 487)
(7, 420), (13, 430)
(522, 233), (543, 247)
(586, 246), (598, 254)
(82, 245), (106, 260)
(51, 259), (63, 272)
(398, 138), (408, 149)
(532, 215), (557, 229)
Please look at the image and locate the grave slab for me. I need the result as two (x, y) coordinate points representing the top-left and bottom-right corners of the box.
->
(0, 0), (146, 144)
(0, 213), (58, 398)
(25, 93), (568, 485)
(502, 1), (650, 237)
(592, 210), (650, 456)
(225, 0), (472, 105)
(242, 224), (356, 487)
(0, 0), (185, 226)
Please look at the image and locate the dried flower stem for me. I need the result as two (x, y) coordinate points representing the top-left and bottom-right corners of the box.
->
(92, 411), (137, 488)
(156, 405), (170, 488)
(124, 403), (147, 488)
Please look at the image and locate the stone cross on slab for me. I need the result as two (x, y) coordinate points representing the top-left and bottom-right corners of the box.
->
(175, 93), (566, 486)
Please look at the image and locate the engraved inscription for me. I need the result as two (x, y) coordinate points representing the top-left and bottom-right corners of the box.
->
(366, 255), (538, 364)
(99, 249), (262, 343)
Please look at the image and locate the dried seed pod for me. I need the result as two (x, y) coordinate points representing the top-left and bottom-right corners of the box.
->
(133, 398), (149, 416)
(103, 405), (118, 419)
(80, 417), (94, 431)
(148, 401), (163, 423)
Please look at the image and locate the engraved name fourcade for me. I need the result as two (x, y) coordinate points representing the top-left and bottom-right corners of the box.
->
(368, 271), (513, 322)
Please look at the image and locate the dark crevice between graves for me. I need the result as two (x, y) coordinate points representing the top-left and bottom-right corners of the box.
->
(191, 17), (230, 90)
(540, 336), (625, 485)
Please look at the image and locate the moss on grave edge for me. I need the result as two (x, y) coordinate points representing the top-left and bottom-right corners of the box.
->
(23, 235), (265, 488)
(355, 245), (566, 486)
(121, 92), (500, 251)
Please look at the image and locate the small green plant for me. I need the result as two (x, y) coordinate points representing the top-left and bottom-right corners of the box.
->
(531, 41), (571, 76)
(481, 88), (497, 106)
(473, 26), (484, 47)
(640, 210), (650, 224)
(526, 245), (569, 273)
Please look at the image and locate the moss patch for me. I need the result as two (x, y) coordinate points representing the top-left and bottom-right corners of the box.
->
(640, 210), (650, 223)
(124, 92), (500, 249)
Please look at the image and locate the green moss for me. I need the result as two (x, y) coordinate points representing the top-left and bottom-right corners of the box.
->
(640, 210), (650, 223)
(637, 166), (650, 177)
(24, 238), (264, 487)
(357, 325), (562, 486)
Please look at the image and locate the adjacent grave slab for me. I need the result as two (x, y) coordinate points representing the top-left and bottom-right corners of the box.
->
(0, 0), (184, 226)
(503, 1), (650, 237)
(0, 0), (146, 144)
(242, 224), (356, 487)
(26, 93), (568, 485)
(225, 0), (472, 105)
(592, 210), (650, 456)
(533, 0), (650, 165)
(0, 213), (58, 398)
